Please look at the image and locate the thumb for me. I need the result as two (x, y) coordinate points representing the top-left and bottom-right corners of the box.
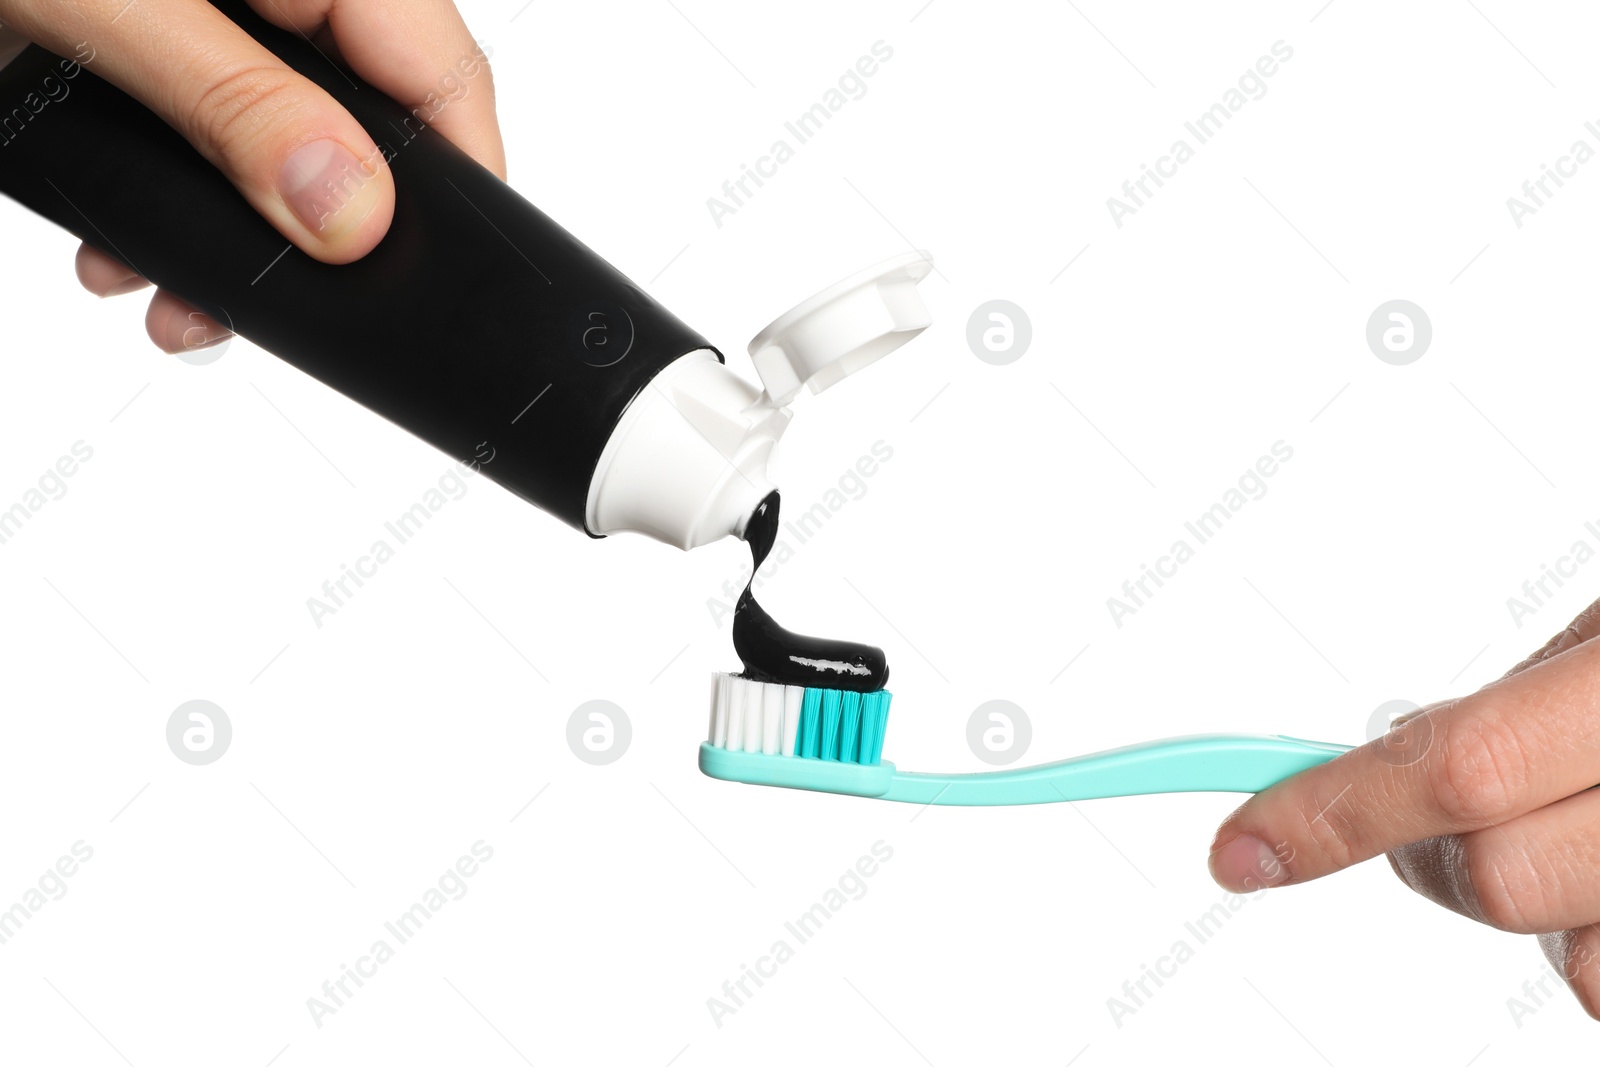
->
(18, 0), (393, 263)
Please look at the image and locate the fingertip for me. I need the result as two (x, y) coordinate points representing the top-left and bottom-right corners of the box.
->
(484, 142), (508, 183)
(75, 243), (150, 298)
(475, 114), (508, 182)
(1543, 927), (1600, 1021)
(1582, 984), (1600, 1023)
(1208, 832), (1292, 893)
(145, 290), (233, 355)
(274, 138), (395, 264)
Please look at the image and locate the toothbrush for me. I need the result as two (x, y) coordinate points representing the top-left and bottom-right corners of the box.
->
(702, 675), (1352, 805)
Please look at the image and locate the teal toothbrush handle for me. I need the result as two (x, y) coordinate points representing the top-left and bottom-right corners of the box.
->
(881, 734), (1352, 806)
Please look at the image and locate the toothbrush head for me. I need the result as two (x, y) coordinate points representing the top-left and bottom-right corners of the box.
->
(701, 673), (897, 797)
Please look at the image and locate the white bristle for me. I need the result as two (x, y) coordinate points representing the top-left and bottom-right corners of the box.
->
(741, 678), (763, 753)
(708, 673), (800, 757)
(725, 677), (746, 751)
(708, 672), (726, 746)
(761, 684), (783, 755)
(781, 686), (802, 756)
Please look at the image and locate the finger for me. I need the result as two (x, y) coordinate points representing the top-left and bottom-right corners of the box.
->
(1209, 637), (1600, 892)
(6, 0), (394, 262)
(1505, 595), (1600, 679)
(1389, 786), (1600, 934)
(145, 288), (232, 354)
(251, 0), (506, 178)
(75, 243), (150, 297)
(1540, 925), (1600, 1021)
(0, 23), (29, 67)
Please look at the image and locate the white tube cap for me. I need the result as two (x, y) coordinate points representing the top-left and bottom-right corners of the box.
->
(749, 251), (935, 406)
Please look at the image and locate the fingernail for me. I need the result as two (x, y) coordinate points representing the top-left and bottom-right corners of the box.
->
(99, 276), (150, 298)
(154, 303), (231, 356)
(1209, 834), (1291, 892)
(277, 139), (380, 240)
(179, 320), (232, 353)
(1550, 627), (1584, 658)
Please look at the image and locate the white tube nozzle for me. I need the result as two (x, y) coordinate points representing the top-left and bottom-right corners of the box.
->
(585, 251), (934, 550)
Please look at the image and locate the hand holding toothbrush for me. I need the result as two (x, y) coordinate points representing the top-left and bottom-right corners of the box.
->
(1210, 596), (1600, 1020)
(0, 0), (504, 352)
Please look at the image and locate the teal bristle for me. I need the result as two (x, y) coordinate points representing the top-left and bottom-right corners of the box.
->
(861, 690), (890, 764)
(839, 691), (863, 762)
(779, 682), (892, 766)
(819, 689), (842, 761)
(798, 688), (822, 758)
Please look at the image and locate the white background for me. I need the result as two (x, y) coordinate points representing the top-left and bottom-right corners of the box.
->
(2, 0), (1598, 1063)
